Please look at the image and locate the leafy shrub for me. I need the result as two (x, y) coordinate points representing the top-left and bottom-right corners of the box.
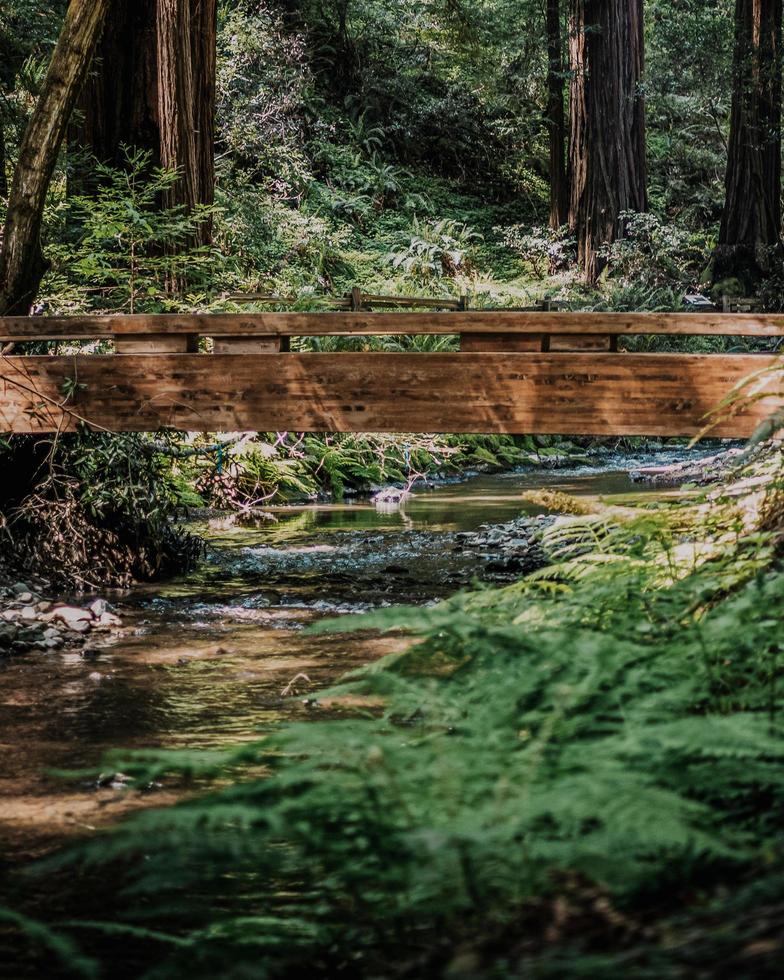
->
(53, 148), (222, 314)
(216, 0), (314, 194)
(600, 210), (710, 290)
(500, 223), (576, 278)
(192, 431), (477, 506)
(387, 217), (481, 280)
(0, 432), (200, 588)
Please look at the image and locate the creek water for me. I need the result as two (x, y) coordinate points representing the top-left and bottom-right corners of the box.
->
(0, 458), (685, 870)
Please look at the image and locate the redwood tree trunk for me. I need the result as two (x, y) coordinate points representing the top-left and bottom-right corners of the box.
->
(547, 0), (568, 229)
(715, 0), (782, 286)
(68, 0), (159, 192)
(0, 0), (110, 316)
(156, 0), (216, 241)
(72, 0), (216, 242)
(568, 0), (647, 283)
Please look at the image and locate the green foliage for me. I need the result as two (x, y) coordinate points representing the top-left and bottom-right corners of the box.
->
(386, 216), (481, 281)
(190, 431), (529, 507)
(23, 467), (784, 976)
(500, 224), (576, 279)
(1, 432), (201, 588)
(216, 0), (314, 194)
(53, 148), (222, 314)
(600, 211), (711, 290)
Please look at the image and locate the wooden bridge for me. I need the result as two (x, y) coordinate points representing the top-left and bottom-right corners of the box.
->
(0, 312), (782, 437)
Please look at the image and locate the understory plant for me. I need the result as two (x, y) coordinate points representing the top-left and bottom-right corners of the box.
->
(0, 431), (201, 588)
(46, 147), (223, 315)
(191, 431), (538, 507)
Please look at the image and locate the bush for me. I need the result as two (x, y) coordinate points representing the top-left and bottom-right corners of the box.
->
(500, 223), (576, 278)
(0, 432), (201, 589)
(599, 210), (710, 290)
(46, 147), (223, 315)
(386, 217), (481, 281)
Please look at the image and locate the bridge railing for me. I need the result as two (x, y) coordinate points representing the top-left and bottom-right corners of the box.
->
(0, 313), (782, 437)
(1, 311), (784, 353)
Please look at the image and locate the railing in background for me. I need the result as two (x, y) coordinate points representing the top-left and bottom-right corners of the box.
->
(0, 312), (782, 436)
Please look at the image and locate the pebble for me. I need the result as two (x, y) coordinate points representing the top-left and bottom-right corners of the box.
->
(0, 582), (123, 656)
(89, 599), (108, 618)
(456, 514), (555, 577)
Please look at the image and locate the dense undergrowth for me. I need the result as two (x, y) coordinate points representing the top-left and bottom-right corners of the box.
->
(0, 433), (201, 588)
(13, 446), (784, 978)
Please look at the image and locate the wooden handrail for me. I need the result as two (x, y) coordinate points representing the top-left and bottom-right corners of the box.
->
(2, 311), (784, 342)
(225, 289), (468, 310)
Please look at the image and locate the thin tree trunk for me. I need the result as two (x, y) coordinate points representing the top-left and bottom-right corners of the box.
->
(0, 122), (7, 199)
(0, 0), (110, 316)
(547, 0), (568, 229)
(568, 0), (647, 283)
(715, 0), (782, 286)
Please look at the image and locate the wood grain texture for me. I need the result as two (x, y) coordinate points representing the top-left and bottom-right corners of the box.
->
(114, 333), (198, 354)
(550, 334), (615, 352)
(3, 312), (784, 340)
(0, 352), (779, 436)
(211, 336), (287, 354)
(460, 333), (542, 352)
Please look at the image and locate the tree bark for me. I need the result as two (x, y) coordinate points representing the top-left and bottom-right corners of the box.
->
(0, 0), (110, 316)
(0, 123), (7, 199)
(71, 0), (216, 243)
(547, 0), (568, 229)
(568, 0), (647, 283)
(715, 0), (782, 286)
(68, 0), (159, 193)
(156, 0), (216, 241)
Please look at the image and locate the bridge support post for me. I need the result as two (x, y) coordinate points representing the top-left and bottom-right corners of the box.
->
(114, 333), (199, 354)
(212, 335), (289, 353)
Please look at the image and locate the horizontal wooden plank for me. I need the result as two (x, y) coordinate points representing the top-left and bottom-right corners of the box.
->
(460, 332), (542, 352)
(2, 312), (784, 341)
(114, 333), (198, 354)
(211, 336), (287, 354)
(550, 334), (616, 352)
(0, 352), (779, 437)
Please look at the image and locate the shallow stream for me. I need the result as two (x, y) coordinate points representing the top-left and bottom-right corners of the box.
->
(0, 456), (687, 866)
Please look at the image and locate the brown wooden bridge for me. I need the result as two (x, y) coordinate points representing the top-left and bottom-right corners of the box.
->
(0, 312), (782, 437)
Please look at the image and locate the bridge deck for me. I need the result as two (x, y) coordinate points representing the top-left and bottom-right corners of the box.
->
(1, 313), (782, 436)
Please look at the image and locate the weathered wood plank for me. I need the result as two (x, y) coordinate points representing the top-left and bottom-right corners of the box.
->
(460, 332), (541, 352)
(3, 312), (784, 340)
(211, 336), (289, 354)
(550, 334), (616, 352)
(114, 333), (198, 354)
(0, 352), (778, 437)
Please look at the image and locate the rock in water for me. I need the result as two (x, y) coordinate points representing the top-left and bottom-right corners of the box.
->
(45, 606), (93, 630)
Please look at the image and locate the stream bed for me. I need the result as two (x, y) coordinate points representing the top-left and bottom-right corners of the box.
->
(0, 459), (685, 869)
